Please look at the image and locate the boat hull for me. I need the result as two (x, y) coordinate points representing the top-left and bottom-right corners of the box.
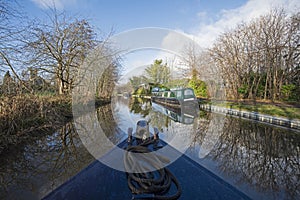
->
(43, 139), (250, 200)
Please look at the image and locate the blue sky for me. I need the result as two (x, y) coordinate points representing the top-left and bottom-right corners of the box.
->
(26, 0), (247, 33)
(23, 0), (299, 82)
(25, 0), (299, 47)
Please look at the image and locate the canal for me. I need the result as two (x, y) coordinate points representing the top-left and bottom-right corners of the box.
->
(0, 97), (299, 199)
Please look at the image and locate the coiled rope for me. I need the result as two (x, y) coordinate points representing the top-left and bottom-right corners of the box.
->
(124, 137), (182, 200)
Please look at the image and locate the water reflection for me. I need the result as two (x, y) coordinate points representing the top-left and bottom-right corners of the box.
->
(1, 97), (299, 200)
(97, 103), (124, 144)
(0, 102), (125, 199)
(151, 102), (198, 124)
(209, 118), (300, 199)
(0, 122), (94, 199)
(129, 97), (152, 118)
(112, 97), (300, 200)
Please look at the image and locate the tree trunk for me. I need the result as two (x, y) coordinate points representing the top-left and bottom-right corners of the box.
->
(58, 78), (64, 95)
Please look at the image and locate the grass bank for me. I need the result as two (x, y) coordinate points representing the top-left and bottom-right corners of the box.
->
(204, 100), (300, 120)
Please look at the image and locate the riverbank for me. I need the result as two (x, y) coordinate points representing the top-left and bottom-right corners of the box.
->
(199, 99), (300, 120)
(0, 95), (72, 154)
(199, 103), (300, 130)
(0, 94), (110, 154)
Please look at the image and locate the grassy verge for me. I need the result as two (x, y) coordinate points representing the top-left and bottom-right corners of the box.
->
(207, 100), (300, 120)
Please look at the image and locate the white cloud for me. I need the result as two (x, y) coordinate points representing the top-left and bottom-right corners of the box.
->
(161, 31), (187, 54)
(193, 0), (299, 48)
(118, 49), (185, 85)
(31, 0), (76, 9)
(197, 11), (207, 19)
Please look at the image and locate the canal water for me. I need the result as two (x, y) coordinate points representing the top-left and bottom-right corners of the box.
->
(0, 97), (299, 199)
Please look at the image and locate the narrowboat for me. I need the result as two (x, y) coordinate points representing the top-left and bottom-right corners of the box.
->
(151, 87), (198, 107)
(43, 120), (250, 200)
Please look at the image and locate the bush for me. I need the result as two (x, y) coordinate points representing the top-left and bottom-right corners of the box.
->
(281, 84), (298, 101)
(188, 78), (208, 98)
(238, 84), (248, 98)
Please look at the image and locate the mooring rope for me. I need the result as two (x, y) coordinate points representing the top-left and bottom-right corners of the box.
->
(124, 137), (182, 200)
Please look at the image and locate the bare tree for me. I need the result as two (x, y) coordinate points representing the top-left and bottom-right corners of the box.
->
(180, 43), (225, 99)
(179, 44), (202, 78)
(209, 8), (299, 101)
(96, 58), (122, 99)
(0, 0), (31, 93)
(26, 10), (98, 95)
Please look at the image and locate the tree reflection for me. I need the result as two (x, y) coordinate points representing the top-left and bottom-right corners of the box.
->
(0, 122), (94, 199)
(147, 107), (170, 131)
(186, 111), (212, 154)
(110, 97), (300, 199)
(96, 103), (123, 144)
(129, 98), (152, 117)
(206, 117), (300, 199)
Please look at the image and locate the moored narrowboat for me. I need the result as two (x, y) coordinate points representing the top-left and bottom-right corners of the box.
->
(151, 87), (198, 107)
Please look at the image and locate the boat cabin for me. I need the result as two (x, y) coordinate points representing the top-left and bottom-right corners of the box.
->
(151, 88), (197, 106)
